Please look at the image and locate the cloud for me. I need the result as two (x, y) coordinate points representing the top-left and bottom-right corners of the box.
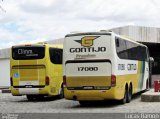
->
(0, 0), (160, 48)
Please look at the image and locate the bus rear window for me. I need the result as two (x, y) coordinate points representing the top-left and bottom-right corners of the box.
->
(12, 46), (45, 60)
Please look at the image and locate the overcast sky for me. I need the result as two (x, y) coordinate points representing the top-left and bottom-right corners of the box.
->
(0, 0), (160, 49)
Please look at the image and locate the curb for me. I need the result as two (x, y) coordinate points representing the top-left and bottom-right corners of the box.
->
(141, 89), (160, 102)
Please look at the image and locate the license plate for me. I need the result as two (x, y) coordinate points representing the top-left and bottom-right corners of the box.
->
(25, 85), (33, 88)
(83, 86), (94, 90)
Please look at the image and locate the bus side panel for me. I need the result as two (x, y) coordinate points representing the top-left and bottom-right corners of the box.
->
(115, 74), (137, 99)
(47, 64), (63, 96)
(113, 60), (149, 97)
(45, 46), (63, 96)
(115, 56), (139, 94)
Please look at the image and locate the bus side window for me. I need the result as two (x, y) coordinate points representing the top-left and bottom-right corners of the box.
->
(116, 38), (128, 59)
(116, 38), (119, 47)
(49, 48), (63, 64)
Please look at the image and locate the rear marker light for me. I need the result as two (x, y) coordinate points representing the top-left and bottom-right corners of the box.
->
(45, 76), (49, 85)
(111, 75), (116, 87)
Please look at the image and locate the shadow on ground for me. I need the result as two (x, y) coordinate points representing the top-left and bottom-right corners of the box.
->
(70, 91), (144, 108)
(15, 95), (61, 103)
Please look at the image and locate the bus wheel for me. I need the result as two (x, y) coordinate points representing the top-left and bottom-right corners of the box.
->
(121, 88), (127, 104)
(36, 95), (44, 101)
(146, 80), (150, 90)
(127, 86), (132, 103)
(59, 87), (64, 99)
(26, 95), (35, 101)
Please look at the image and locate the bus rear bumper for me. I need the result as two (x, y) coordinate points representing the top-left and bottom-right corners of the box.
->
(11, 86), (49, 96)
(64, 87), (123, 101)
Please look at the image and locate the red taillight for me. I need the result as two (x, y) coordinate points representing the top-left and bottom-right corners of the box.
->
(10, 77), (13, 86)
(45, 76), (49, 85)
(111, 75), (116, 87)
(63, 75), (66, 87)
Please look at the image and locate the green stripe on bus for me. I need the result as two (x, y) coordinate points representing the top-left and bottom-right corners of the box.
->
(139, 61), (145, 90)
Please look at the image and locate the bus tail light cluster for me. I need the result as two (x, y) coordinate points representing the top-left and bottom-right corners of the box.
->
(63, 75), (66, 87)
(111, 75), (116, 87)
(10, 77), (13, 86)
(45, 76), (49, 85)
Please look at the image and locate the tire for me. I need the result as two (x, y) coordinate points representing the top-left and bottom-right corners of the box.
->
(127, 86), (132, 103)
(121, 89), (127, 104)
(146, 80), (150, 90)
(26, 95), (35, 101)
(59, 87), (64, 99)
(79, 101), (90, 106)
(36, 95), (44, 101)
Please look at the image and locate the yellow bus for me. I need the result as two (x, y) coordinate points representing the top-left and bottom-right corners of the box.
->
(10, 43), (63, 101)
(63, 31), (153, 105)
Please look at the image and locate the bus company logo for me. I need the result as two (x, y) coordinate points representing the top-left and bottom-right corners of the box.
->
(70, 36), (106, 53)
(18, 49), (33, 55)
(75, 36), (99, 47)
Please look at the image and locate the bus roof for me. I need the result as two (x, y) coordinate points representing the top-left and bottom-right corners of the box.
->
(47, 44), (63, 48)
(65, 32), (111, 37)
(12, 43), (63, 49)
(65, 31), (147, 48)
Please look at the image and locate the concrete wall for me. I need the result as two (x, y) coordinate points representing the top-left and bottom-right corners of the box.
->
(0, 58), (10, 86)
(0, 48), (10, 86)
(0, 48), (10, 59)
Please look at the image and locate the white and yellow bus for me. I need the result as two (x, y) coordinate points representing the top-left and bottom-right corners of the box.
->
(63, 31), (152, 105)
(10, 43), (63, 100)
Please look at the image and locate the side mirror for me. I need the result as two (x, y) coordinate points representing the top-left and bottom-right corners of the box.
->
(149, 57), (154, 63)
